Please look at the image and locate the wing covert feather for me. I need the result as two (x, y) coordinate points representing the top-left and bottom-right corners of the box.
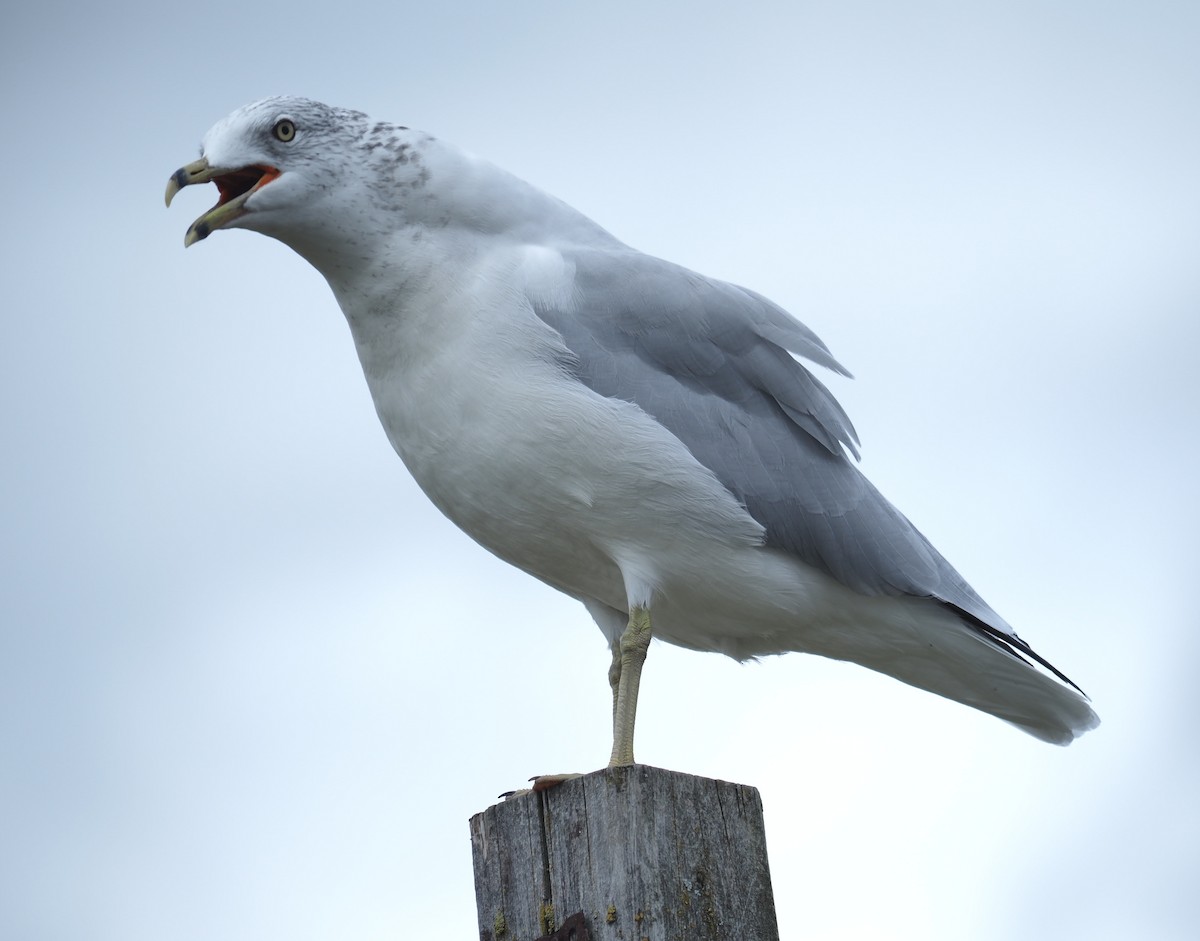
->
(531, 247), (1011, 634)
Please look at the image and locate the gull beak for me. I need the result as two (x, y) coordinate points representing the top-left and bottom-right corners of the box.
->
(165, 157), (281, 247)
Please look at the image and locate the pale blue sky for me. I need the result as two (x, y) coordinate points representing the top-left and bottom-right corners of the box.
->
(2, 2), (1197, 939)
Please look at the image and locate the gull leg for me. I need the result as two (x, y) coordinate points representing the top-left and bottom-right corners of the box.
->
(608, 605), (652, 767)
(503, 609), (649, 799)
(609, 638), (622, 734)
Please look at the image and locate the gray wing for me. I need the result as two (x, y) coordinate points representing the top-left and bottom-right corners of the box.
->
(532, 246), (1015, 637)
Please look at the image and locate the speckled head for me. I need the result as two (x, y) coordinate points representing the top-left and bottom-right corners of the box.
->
(164, 97), (422, 251)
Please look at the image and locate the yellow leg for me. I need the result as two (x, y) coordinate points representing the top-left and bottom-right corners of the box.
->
(608, 639), (622, 733)
(608, 605), (653, 767)
(508, 613), (650, 798)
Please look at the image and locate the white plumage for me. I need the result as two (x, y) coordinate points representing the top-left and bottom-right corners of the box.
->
(167, 97), (1098, 760)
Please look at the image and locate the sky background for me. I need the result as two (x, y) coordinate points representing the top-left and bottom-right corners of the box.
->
(2, 1), (1197, 939)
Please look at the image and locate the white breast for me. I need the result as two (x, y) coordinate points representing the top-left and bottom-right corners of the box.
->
(329, 239), (765, 613)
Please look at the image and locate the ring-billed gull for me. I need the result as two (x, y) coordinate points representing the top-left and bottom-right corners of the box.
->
(166, 97), (1098, 765)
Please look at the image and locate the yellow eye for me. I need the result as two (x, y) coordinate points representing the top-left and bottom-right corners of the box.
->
(273, 119), (296, 142)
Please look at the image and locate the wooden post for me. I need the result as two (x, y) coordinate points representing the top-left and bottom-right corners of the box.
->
(469, 764), (780, 941)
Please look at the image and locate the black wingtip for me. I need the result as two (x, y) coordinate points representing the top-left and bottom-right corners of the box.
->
(965, 615), (1089, 698)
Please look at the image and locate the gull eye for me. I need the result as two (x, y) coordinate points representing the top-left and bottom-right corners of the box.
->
(272, 118), (296, 142)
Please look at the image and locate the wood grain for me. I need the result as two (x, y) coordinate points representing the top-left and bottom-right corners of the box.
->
(470, 765), (780, 940)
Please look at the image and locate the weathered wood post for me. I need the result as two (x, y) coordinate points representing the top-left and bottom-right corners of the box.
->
(469, 764), (780, 940)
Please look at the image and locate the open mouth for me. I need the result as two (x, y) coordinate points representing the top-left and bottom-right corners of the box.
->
(187, 164), (281, 242)
(211, 164), (280, 206)
(165, 159), (281, 246)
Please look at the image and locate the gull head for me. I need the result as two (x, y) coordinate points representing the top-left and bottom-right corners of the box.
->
(165, 96), (424, 252)
(167, 97), (614, 277)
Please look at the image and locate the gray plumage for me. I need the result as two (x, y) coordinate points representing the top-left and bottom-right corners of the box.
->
(535, 249), (1011, 627)
(167, 97), (1099, 749)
